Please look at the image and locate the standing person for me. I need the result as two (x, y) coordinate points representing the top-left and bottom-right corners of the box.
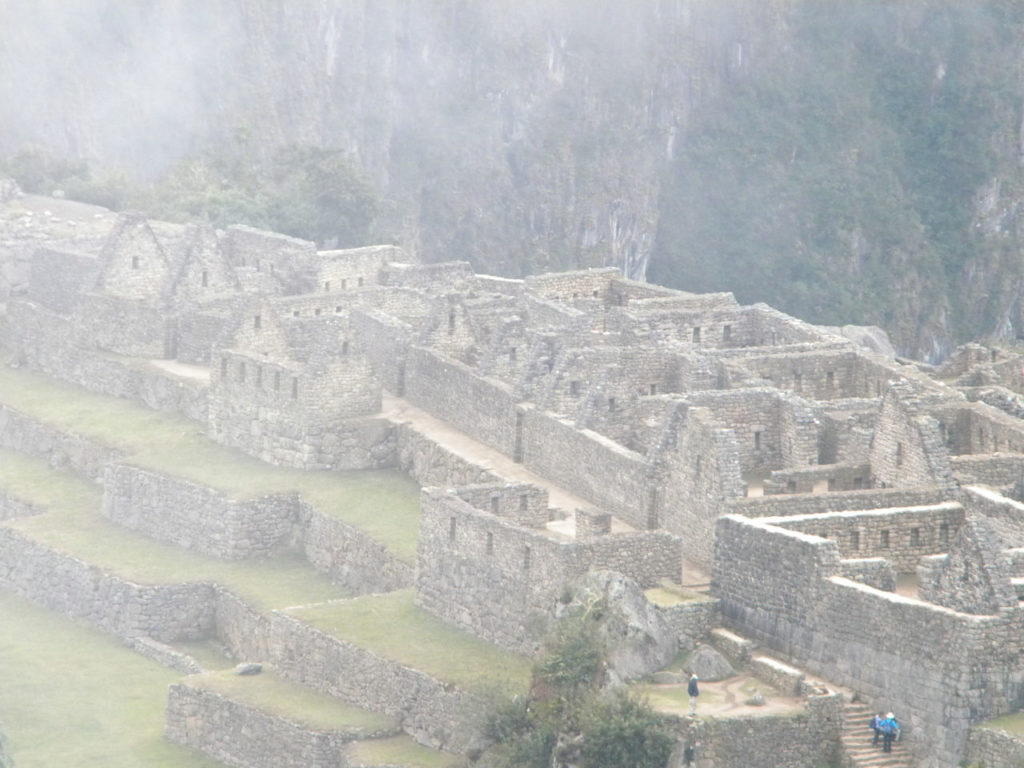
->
(881, 712), (897, 753)
(871, 712), (883, 745)
(682, 741), (697, 766)
(688, 674), (700, 715)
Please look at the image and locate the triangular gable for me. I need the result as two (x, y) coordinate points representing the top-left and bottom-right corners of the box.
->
(932, 515), (1016, 615)
(869, 379), (955, 489)
(170, 224), (241, 305)
(92, 212), (172, 302)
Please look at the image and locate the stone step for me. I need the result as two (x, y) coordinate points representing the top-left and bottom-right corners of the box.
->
(841, 699), (912, 768)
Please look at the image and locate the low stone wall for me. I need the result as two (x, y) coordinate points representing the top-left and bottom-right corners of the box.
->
(658, 599), (720, 649)
(103, 464), (299, 560)
(0, 526), (216, 642)
(677, 693), (843, 768)
(0, 404), (122, 480)
(394, 422), (501, 488)
(269, 612), (483, 753)
(839, 557), (896, 592)
(166, 682), (396, 768)
(749, 656), (805, 697)
(302, 504), (413, 594)
(963, 726), (1024, 767)
(215, 588), (274, 663)
(0, 488), (43, 520)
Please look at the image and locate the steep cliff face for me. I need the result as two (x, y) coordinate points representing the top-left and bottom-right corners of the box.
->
(2, 0), (1023, 359)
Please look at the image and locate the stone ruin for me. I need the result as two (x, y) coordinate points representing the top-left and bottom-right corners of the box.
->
(6, 200), (1024, 766)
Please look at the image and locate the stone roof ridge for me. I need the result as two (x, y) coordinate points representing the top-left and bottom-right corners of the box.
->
(92, 210), (173, 302)
(169, 222), (242, 304)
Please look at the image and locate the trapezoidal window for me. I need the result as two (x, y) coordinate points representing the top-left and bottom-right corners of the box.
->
(253, 314), (261, 330)
(238, 362), (246, 383)
(201, 270), (208, 287)
(692, 327), (701, 343)
(523, 546), (531, 571)
(324, 281), (330, 292)
(449, 517), (457, 542)
(486, 532), (494, 555)
(274, 371), (281, 392)
(131, 256), (140, 269)
(358, 276), (364, 287)
(291, 377), (298, 399)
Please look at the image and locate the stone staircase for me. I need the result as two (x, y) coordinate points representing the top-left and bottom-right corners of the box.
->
(841, 700), (913, 768)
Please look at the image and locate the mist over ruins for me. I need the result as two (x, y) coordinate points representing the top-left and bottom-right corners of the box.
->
(6, 3), (1024, 768)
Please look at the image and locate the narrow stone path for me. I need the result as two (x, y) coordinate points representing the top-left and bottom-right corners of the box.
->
(842, 700), (913, 768)
(381, 394), (609, 524)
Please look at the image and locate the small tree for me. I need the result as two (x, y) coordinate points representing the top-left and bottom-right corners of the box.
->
(580, 689), (674, 768)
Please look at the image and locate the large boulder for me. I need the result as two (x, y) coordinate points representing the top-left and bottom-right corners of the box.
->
(686, 644), (734, 681)
(563, 571), (678, 685)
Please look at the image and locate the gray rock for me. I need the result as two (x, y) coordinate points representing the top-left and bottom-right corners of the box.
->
(687, 644), (734, 681)
(569, 571), (678, 685)
(235, 662), (263, 676)
(839, 324), (897, 360)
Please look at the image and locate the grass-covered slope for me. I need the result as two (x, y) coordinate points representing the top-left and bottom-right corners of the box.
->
(0, 362), (421, 559)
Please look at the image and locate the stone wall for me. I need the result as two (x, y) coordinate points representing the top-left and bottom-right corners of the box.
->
(176, 307), (232, 365)
(395, 422), (502, 488)
(764, 502), (964, 572)
(415, 489), (681, 653)
(301, 503), (413, 594)
(0, 488), (43, 520)
(28, 247), (99, 315)
(657, 598), (721, 648)
(0, 526), (216, 642)
(963, 726), (1024, 767)
(78, 293), (172, 357)
(403, 346), (518, 457)
(350, 308), (411, 394)
(676, 693), (842, 768)
(661, 407), (745, 569)
(268, 611), (483, 752)
(102, 464), (298, 559)
(166, 679), (397, 768)
(950, 453), (1024, 487)
(713, 513), (1024, 767)
(522, 407), (649, 525)
(0, 404), (122, 479)
(729, 486), (951, 519)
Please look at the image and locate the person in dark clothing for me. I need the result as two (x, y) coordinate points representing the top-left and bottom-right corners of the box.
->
(871, 713), (883, 745)
(687, 674), (700, 715)
(682, 741), (697, 766)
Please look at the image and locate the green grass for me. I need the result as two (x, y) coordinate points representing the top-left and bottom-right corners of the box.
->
(0, 587), (222, 767)
(0, 362), (421, 558)
(0, 449), (349, 611)
(644, 584), (713, 607)
(286, 590), (532, 696)
(981, 711), (1024, 735)
(345, 735), (467, 768)
(182, 668), (396, 733)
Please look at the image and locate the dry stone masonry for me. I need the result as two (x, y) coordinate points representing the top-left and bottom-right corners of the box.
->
(8, 196), (1024, 766)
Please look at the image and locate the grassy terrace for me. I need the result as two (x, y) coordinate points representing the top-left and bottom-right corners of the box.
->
(346, 736), (467, 768)
(0, 360), (421, 559)
(182, 668), (397, 734)
(0, 587), (221, 768)
(0, 449), (348, 610)
(286, 590), (533, 697)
